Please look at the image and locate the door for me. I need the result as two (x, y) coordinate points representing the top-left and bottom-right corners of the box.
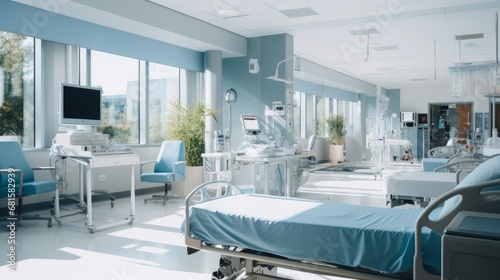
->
(456, 104), (472, 145)
(428, 102), (472, 150)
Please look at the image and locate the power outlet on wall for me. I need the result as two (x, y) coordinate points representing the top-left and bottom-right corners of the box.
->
(98, 174), (106, 182)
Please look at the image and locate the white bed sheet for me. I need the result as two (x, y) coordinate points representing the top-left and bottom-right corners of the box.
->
(383, 171), (456, 198)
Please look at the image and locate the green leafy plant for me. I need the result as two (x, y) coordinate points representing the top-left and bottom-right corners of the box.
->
(326, 114), (346, 145)
(165, 100), (217, 166)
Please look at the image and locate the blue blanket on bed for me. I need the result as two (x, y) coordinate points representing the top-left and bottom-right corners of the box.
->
(181, 194), (440, 274)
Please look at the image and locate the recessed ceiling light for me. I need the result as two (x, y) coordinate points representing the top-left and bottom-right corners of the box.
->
(455, 33), (484, 40)
(217, 9), (240, 18)
(410, 78), (427, 82)
(349, 28), (380, 36)
(372, 45), (399, 51)
(280, 7), (318, 18)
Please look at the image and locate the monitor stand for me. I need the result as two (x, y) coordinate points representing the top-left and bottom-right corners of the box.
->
(59, 125), (96, 134)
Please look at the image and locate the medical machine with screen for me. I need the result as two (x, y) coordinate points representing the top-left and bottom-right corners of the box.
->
(241, 115), (261, 135)
(237, 114), (277, 156)
(60, 83), (102, 126)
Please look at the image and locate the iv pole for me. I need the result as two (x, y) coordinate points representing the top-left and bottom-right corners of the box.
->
(224, 88), (237, 172)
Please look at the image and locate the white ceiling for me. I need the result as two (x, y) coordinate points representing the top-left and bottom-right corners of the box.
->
(14, 0), (500, 91)
(149, 0), (500, 90)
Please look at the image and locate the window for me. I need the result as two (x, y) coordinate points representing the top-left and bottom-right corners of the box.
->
(0, 31), (34, 147)
(88, 51), (140, 144)
(316, 96), (325, 136)
(148, 63), (180, 144)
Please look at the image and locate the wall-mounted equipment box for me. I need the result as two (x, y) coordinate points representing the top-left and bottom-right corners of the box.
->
(401, 112), (416, 123)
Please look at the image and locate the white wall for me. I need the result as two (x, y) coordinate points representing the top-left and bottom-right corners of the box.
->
(400, 84), (490, 113)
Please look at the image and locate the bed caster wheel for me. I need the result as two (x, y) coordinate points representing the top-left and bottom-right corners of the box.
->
(88, 228), (95, 234)
(47, 221), (53, 228)
(111, 201), (114, 208)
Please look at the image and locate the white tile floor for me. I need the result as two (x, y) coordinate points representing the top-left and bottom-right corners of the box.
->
(1, 192), (355, 280)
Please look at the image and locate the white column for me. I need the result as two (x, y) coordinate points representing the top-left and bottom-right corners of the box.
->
(205, 50), (223, 154)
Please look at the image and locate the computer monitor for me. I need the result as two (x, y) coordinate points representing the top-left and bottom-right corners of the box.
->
(241, 115), (261, 135)
(60, 83), (102, 126)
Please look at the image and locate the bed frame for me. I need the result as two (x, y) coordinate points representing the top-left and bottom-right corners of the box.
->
(184, 179), (500, 280)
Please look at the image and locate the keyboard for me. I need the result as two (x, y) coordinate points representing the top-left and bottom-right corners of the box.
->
(54, 144), (132, 158)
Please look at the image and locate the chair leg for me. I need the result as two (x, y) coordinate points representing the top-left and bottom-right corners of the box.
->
(144, 183), (170, 206)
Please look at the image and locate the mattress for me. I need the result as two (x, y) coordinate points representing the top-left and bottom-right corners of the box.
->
(182, 194), (440, 274)
(384, 171), (456, 198)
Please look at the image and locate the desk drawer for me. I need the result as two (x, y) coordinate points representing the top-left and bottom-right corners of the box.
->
(90, 154), (139, 168)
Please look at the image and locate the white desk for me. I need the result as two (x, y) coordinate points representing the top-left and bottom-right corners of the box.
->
(235, 150), (314, 197)
(54, 152), (139, 233)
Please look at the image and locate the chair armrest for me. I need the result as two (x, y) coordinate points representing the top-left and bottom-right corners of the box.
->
(173, 161), (186, 175)
(139, 160), (157, 173)
(32, 166), (55, 171)
(173, 161), (186, 180)
(140, 160), (157, 166)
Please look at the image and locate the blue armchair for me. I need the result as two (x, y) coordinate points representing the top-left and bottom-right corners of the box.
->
(140, 141), (186, 205)
(0, 141), (56, 227)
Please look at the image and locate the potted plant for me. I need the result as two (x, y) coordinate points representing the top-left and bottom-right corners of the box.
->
(326, 114), (346, 164)
(165, 100), (217, 195)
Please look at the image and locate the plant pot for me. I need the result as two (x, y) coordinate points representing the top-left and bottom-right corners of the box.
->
(329, 144), (344, 165)
(172, 166), (204, 197)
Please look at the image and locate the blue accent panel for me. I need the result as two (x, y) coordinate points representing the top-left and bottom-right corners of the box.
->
(294, 79), (359, 102)
(323, 85), (359, 102)
(366, 96), (377, 119)
(386, 89), (401, 115)
(293, 79), (323, 95)
(0, 1), (204, 72)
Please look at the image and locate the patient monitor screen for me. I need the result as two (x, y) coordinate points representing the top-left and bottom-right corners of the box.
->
(242, 115), (260, 134)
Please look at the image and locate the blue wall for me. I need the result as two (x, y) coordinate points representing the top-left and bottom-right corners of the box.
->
(223, 34), (291, 148)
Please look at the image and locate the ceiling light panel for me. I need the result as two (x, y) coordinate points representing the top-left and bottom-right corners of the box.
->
(349, 28), (381, 36)
(455, 33), (484, 40)
(280, 7), (318, 18)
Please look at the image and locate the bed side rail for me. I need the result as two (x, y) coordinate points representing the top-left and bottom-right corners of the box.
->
(414, 178), (500, 280)
(433, 159), (485, 173)
(184, 180), (241, 250)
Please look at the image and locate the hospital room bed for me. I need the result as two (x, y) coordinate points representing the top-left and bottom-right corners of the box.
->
(182, 156), (500, 280)
(383, 157), (489, 207)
